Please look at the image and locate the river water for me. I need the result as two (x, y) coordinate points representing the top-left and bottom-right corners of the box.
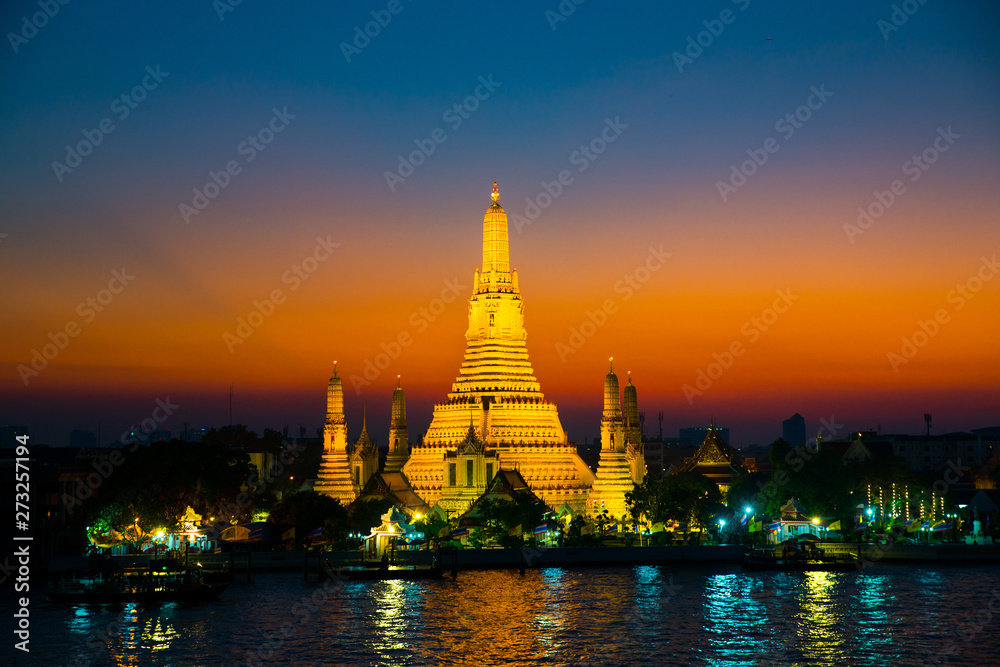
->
(13, 564), (1000, 666)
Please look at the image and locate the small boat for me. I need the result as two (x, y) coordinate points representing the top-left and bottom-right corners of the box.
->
(47, 558), (230, 604)
(742, 543), (860, 572)
(323, 560), (444, 581)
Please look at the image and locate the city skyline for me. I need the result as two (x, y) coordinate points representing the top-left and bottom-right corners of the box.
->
(3, 2), (999, 448)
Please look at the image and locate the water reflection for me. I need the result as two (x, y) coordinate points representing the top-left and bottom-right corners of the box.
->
(31, 565), (1000, 666)
(536, 567), (568, 659)
(797, 572), (848, 665)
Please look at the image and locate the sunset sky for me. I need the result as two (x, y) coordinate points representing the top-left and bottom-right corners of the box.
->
(2, 2), (998, 448)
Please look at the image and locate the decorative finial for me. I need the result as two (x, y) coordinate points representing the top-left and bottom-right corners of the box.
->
(333, 360), (338, 377)
(397, 375), (401, 388)
(491, 180), (499, 203)
(628, 370), (632, 384)
(609, 356), (614, 373)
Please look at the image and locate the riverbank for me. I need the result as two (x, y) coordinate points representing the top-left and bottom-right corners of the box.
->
(45, 541), (1000, 576)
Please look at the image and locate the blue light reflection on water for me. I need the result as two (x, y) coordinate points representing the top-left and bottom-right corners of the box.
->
(19, 564), (1000, 666)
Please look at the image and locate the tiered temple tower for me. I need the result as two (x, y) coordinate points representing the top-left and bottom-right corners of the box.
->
(314, 363), (356, 504)
(588, 359), (635, 518)
(403, 182), (594, 512)
(623, 372), (645, 485)
(348, 409), (379, 495)
(384, 377), (409, 473)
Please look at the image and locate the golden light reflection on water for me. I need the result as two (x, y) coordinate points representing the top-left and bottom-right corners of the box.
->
(796, 571), (849, 665)
(371, 579), (411, 655)
(414, 571), (551, 667)
(41, 566), (996, 666)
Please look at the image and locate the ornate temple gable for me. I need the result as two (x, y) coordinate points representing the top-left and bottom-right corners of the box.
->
(355, 470), (430, 516)
(462, 468), (542, 524)
(357, 471), (392, 499)
(688, 422), (735, 467)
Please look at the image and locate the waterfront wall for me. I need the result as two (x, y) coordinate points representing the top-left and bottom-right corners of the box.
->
(45, 542), (1000, 574)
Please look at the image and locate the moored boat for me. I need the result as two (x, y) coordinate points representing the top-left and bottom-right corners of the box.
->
(47, 558), (230, 604)
(742, 543), (860, 572)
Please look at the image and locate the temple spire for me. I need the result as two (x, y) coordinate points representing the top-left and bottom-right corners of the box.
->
(481, 180), (510, 283)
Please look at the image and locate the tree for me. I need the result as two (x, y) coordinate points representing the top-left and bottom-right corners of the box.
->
(347, 498), (396, 536)
(658, 471), (725, 535)
(567, 515), (586, 546)
(765, 438), (858, 522)
(474, 494), (552, 546)
(626, 478), (659, 523)
(84, 439), (254, 546)
(268, 490), (348, 547)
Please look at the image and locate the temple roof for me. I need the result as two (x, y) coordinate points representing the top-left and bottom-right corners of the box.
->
(355, 471), (429, 514)
(685, 422), (736, 468)
(460, 468), (539, 525)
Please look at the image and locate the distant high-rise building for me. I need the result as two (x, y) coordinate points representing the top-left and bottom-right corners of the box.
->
(782, 413), (806, 447)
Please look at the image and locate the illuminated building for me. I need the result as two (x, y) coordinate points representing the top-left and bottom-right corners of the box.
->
(402, 182), (595, 514)
(319, 184), (664, 518)
(314, 363), (363, 504)
(679, 420), (741, 498)
(587, 361), (645, 518)
(384, 377), (410, 473)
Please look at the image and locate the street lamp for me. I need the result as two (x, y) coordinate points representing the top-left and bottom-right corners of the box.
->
(744, 506), (752, 515)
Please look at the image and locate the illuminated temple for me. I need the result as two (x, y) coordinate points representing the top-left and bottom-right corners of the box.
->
(317, 183), (646, 518)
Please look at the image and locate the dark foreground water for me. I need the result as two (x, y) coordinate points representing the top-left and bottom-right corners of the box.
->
(11, 564), (1000, 666)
